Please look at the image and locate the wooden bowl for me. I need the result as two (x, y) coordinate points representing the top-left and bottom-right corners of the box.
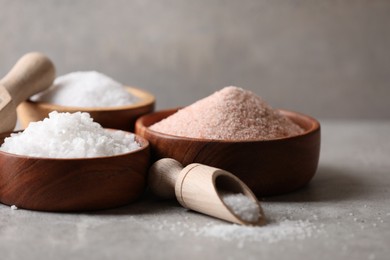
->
(135, 108), (321, 196)
(17, 86), (155, 131)
(0, 131), (150, 211)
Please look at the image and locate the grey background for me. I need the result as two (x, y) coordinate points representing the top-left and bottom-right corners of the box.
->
(1, 0), (389, 119)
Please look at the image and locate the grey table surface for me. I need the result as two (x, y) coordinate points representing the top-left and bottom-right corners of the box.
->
(1, 120), (389, 260)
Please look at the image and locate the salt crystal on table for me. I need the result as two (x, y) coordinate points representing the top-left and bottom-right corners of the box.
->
(198, 219), (321, 243)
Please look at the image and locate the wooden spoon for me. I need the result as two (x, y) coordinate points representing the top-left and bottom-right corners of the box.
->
(0, 52), (55, 133)
(149, 158), (266, 226)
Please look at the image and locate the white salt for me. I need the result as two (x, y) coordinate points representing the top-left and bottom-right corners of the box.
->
(221, 193), (260, 222)
(149, 210), (324, 244)
(10, 205), (18, 210)
(32, 71), (138, 107)
(0, 111), (140, 158)
(199, 219), (320, 243)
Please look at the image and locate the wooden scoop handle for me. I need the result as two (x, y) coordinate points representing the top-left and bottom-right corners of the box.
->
(0, 52), (55, 106)
(148, 158), (183, 199)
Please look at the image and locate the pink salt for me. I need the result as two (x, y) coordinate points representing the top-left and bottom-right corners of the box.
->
(150, 86), (304, 140)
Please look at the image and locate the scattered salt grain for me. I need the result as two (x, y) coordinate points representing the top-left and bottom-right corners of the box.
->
(32, 71), (138, 107)
(0, 111), (140, 158)
(198, 219), (320, 244)
(221, 193), (260, 222)
(149, 209), (324, 245)
(10, 205), (18, 210)
(150, 86), (304, 140)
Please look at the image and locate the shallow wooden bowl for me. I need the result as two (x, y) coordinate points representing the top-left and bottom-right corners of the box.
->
(17, 86), (155, 131)
(135, 108), (321, 196)
(0, 131), (150, 211)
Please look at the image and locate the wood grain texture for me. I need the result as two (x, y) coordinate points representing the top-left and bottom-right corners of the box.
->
(0, 132), (150, 211)
(135, 108), (321, 197)
(17, 87), (155, 131)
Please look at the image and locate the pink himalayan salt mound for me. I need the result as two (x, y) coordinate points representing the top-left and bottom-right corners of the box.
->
(150, 86), (304, 140)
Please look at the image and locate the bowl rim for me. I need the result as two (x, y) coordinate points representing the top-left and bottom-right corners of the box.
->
(24, 86), (155, 112)
(0, 129), (150, 161)
(136, 107), (321, 143)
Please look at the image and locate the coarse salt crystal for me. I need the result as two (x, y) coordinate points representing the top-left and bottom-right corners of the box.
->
(0, 111), (140, 158)
(221, 193), (260, 222)
(150, 212), (324, 244)
(32, 71), (138, 107)
(10, 205), (18, 210)
(150, 86), (304, 140)
(198, 219), (320, 243)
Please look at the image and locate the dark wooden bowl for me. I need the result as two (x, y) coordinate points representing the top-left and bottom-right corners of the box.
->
(0, 131), (150, 211)
(135, 108), (321, 196)
(17, 86), (155, 131)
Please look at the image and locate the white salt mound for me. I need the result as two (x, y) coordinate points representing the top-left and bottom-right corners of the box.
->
(150, 86), (304, 140)
(32, 71), (138, 107)
(0, 111), (140, 158)
(221, 193), (260, 222)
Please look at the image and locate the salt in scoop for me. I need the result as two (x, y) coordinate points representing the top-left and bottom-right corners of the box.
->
(148, 158), (266, 226)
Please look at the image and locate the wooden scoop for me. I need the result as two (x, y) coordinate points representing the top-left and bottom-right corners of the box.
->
(149, 158), (266, 225)
(0, 52), (55, 133)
